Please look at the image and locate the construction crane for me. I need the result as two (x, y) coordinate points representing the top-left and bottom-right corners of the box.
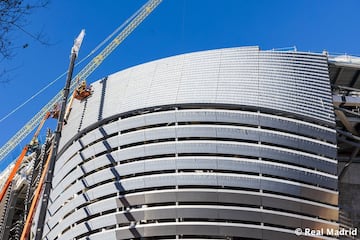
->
(22, 28), (85, 240)
(0, 0), (163, 165)
(4, 1), (162, 239)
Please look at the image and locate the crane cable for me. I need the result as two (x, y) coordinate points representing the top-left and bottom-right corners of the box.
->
(0, 3), (144, 124)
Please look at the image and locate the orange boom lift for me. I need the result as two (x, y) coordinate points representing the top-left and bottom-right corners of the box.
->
(0, 111), (51, 203)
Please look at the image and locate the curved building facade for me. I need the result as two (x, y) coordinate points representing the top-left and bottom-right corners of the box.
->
(39, 47), (338, 240)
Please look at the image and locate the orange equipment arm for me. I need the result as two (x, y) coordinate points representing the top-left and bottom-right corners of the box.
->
(33, 112), (51, 140)
(0, 112), (50, 203)
(0, 145), (28, 202)
(20, 146), (53, 240)
(64, 91), (76, 122)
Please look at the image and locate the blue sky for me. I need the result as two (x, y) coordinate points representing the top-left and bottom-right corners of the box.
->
(1, 0), (360, 168)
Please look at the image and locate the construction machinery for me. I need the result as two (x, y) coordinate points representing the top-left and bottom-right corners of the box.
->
(0, 111), (51, 204)
(74, 80), (92, 100)
(0, 1), (163, 239)
(0, 0), (163, 164)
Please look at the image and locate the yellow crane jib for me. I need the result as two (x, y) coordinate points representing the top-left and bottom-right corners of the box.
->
(0, 0), (163, 164)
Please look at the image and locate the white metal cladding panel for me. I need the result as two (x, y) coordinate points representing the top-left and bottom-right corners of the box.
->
(44, 188), (339, 238)
(62, 46), (334, 135)
(51, 114), (337, 200)
(257, 52), (334, 122)
(109, 109), (337, 142)
(61, 124), (336, 161)
(57, 109), (337, 165)
(48, 155), (337, 214)
(47, 168), (337, 216)
(54, 140), (81, 176)
(54, 109), (337, 179)
(43, 189), (339, 239)
(101, 67), (131, 119)
(216, 50), (259, 106)
(46, 189), (338, 229)
(52, 153), (82, 188)
(74, 222), (339, 240)
(54, 138), (336, 190)
(50, 205), (338, 240)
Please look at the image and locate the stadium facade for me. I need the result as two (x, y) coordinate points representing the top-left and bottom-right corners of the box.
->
(31, 46), (342, 240)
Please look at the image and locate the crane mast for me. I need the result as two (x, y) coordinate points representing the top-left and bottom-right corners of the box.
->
(32, 29), (84, 240)
(0, 0), (162, 165)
